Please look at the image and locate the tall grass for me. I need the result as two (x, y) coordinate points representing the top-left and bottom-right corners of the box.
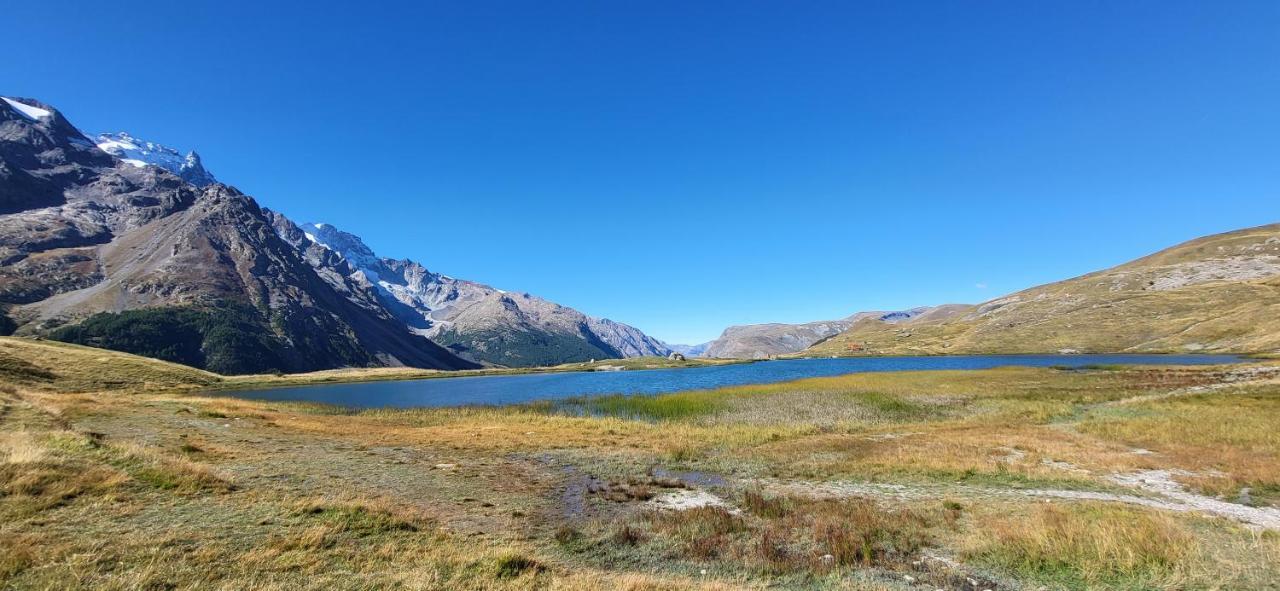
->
(562, 390), (726, 421)
(0, 432), (48, 464)
(623, 496), (934, 574)
(965, 503), (1195, 590)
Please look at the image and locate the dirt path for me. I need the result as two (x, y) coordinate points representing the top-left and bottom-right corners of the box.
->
(1105, 469), (1280, 530)
(756, 470), (1280, 530)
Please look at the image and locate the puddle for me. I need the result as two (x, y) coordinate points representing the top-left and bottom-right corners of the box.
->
(650, 467), (727, 487)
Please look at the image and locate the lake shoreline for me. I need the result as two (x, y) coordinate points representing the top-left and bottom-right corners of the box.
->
(213, 356), (759, 393)
(219, 354), (1247, 410)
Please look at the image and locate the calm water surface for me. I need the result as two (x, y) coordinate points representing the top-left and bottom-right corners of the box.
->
(225, 354), (1243, 409)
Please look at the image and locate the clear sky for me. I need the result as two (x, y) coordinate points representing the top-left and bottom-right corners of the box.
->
(5, 1), (1278, 344)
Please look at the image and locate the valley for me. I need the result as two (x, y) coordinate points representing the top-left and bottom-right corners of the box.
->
(4, 96), (1279, 590)
(4, 95), (1278, 377)
(6, 5), (1280, 590)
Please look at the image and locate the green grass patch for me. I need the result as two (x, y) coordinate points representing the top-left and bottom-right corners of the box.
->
(493, 552), (545, 578)
(846, 391), (932, 419)
(294, 499), (427, 534)
(561, 390), (726, 421)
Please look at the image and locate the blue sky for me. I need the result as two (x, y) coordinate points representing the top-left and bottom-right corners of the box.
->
(6, 1), (1278, 344)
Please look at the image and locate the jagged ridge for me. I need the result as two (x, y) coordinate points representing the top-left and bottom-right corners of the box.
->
(266, 218), (671, 367)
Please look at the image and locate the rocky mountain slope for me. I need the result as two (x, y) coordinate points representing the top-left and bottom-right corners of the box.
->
(703, 318), (859, 359)
(702, 306), (966, 359)
(267, 219), (670, 367)
(0, 96), (672, 371)
(809, 224), (1280, 356)
(0, 96), (475, 374)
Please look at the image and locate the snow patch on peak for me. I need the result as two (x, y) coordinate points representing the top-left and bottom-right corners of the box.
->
(95, 131), (217, 187)
(299, 222), (380, 270)
(2, 97), (52, 120)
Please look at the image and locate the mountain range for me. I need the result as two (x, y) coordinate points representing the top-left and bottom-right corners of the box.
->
(695, 306), (969, 359)
(2, 95), (1277, 373)
(270, 218), (669, 366)
(0, 96), (668, 373)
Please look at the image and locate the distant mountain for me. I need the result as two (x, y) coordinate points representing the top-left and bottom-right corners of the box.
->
(808, 225), (1280, 356)
(96, 132), (216, 187)
(664, 342), (710, 357)
(702, 307), (965, 359)
(267, 219), (670, 367)
(0, 96), (474, 373)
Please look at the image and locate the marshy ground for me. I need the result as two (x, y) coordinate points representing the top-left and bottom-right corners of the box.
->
(1, 338), (1278, 590)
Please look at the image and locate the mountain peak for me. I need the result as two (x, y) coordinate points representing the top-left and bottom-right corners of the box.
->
(1, 96), (53, 121)
(96, 131), (217, 187)
(299, 222), (380, 270)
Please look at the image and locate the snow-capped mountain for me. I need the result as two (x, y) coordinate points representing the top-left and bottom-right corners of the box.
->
(96, 132), (217, 187)
(3, 96), (670, 370)
(1, 96), (53, 121)
(270, 219), (672, 366)
(0, 96), (473, 374)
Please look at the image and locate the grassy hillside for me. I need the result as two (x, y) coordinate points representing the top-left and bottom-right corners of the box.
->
(0, 336), (745, 396)
(0, 336), (221, 392)
(811, 223), (1280, 356)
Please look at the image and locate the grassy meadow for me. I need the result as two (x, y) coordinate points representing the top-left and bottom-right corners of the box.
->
(1, 335), (1279, 589)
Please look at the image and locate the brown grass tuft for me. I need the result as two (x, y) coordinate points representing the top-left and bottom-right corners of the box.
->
(741, 488), (792, 518)
(0, 432), (48, 464)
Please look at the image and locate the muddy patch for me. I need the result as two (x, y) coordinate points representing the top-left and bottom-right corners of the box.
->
(647, 489), (739, 513)
(649, 466), (727, 487)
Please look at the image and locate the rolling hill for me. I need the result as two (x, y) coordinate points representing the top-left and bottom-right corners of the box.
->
(808, 223), (1280, 356)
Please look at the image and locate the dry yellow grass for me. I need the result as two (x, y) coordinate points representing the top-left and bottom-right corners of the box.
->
(962, 501), (1280, 590)
(964, 502), (1195, 588)
(1080, 382), (1280, 501)
(0, 337), (219, 391)
(0, 431), (48, 464)
(3, 340), (1279, 589)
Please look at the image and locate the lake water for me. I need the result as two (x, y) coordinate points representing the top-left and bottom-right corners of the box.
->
(224, 354), (1243, 409)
